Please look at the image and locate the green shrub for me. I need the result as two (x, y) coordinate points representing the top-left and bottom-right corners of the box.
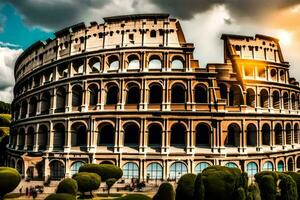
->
(194, 173), (205, 200)
(153, 182), (175, 200)
(56, 178), (78, 196)
(79, 163), (123, 181)
(45, 193), (76, 200)
(116, 194), (151, 200)
(175, 173), (196, 200)
(236, 187), (246, 200)
(106, 178), (117, 195)
(0, 167), (21, 199)
(247, 184), (261, 200)
(255, 173), (277, 200)
(72, 172), (101, 194)
(284, 172), (300, 200)
(278, 173), (298, 200)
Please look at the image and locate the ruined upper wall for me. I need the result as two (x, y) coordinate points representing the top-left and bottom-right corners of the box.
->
(15, 14), (187, 80)
(222, 34), (285, 64)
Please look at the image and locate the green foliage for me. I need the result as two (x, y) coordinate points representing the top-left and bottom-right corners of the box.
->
(0, 167), (21, 198)
(278, 173), (298, 200)
(247, 184), (261, 200)
(255, 172), (277, 200)
(56, 178), (78, 196)
(0, 102), (11, 114)
(116, 194), (151, 200)
(79, 163), (123, 181)
(72, 172), (101, 194)
(45, 193), (76, 200)
(106, 178), (117, 195)
(194, 173), (205, 200)
(284, 172), (300, 200)
(236, 187), (246, 200)
(175, 173), (196, 200)
(153, 182), (175, 200)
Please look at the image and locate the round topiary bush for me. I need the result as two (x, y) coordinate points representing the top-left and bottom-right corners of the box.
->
(153, 182), (175, 200)
(106, 178), (117, 195)
(254, 172), (278, 200)
(0, 167), (21, 199)
(45, 193), (76, 200)
(56, 178), (78, 196)
(284, 172), (300, 200)
(79, 163), (123, 181)
(247, 183), (261, 200)
(72, 172), (101, 194)
(194, 173), (205, 200)
(175, 173), (196, 200)
(116, 194), (151, 200)
(278, 173), (298, 200)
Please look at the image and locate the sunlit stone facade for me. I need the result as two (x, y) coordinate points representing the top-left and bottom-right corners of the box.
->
(6, 14), (300, 182)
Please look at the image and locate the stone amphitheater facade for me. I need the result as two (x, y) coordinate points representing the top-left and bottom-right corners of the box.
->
(6, 14), (300, 182)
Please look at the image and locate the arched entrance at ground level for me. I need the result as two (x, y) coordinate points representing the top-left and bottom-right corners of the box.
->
(170, 123), (186, 147)
(169, 162), (187, 180)
(246, 162), (258, 176)
(278, 161), (284, 172)
(288, 158), (294, 171)
(226, 123), (240, 147)
(195, 162), (210, 174)
(262, 161), (273, 171)
(71, 122), (87, 147)
(225, 162), (238, 168)
(70, 161), (85, 176)
(146, 163), (163, 180)
(50, 160), (65, 180)
(123, 162), (139, 179)
(246, 124), (257, 147)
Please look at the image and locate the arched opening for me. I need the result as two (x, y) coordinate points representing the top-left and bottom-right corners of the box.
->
(16, 160), (24, 175)
(15, 104), (20, 120)
(263, 161), (273, 171)
(88, 84), (98, 106)
(283, 92), (289, 109)
(29, 97), (37, 117)
(72, 85), (83, 107)
(286, 124), (292, 145)
(148, 124), (162, 147)
(106, 84), (119, 105)
(229, 85), (244, 106)
(38, 125), (48, 150)
(260, 89), (269, 108)
(41, 92), (51, 114)
(270, 68), (277, 80)
(89, 57), (101, 73)
(225, 162), (238, 168)
(278, 161), (284, 172)
(291, 94), (296, 110)
(98, 123), (114, 146)
(273, 91), (280, 109)
(262, 123), (270, 145)
(21, 100), (28, 118)
(108, 55), (119, 70)
(194, 85), (207, 103)
(148, 56), (162, 69)
(170, 123), (186, 147)
(71, 122), (87, 147)
(127, 55), (140, 70)
(275, 123), (283, 145)
(123, 123), (139, 147)
(123, 162), (139, 179)
(288, 158), (293, 171)
(297, 157), (300, 169)
(70, 161), (85, 176)
(147, 163), (163, 180)
(294, 124), (299, 144)
(219, 83), (228, 100)
(126, 84), (140, 104)
(171, 58), (184, 70)
(226, 123), (240, 147)
(73, 59), (84, 74)
(171, 83), (186, 103)
(195, 162), (210, 174)
(280, 70), (285, 82)
(56, 87), (66, 113)
(50, 161), (65, 180)
(58, 63), (68, 78)
(246, 88), (255, 107)
(169, 162), (187, 180)
(26, 127), (35, 150)
(247, 162), (258, 176)
(53, 123), (65, 150)
(18, 129), (25, 149)
(196, 123), (210, 146)
(149, 84), (163, 104)
(247, 123), (257, 147)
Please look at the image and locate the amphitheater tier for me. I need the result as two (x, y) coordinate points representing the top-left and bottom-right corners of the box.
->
(6, 14), (300, 181)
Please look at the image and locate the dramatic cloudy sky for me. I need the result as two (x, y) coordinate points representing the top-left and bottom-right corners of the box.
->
(0, 0), (300, 103)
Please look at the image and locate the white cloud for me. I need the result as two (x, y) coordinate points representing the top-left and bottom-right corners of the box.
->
(0, 46), (23, 103)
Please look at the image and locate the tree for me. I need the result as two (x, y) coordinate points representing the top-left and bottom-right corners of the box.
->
(0, 167), (21, 200)
(176, 173), (196, 200)
(106, 178), (117, 195)
(72, 172), (100, 197)
(79, 163), (123, 181)
(45, 193), (76, 200)
(255, 172), (278, 200)
(278, 173), (298, 200)
(153, 182), (175, 200)
(56, 178), (78, 196)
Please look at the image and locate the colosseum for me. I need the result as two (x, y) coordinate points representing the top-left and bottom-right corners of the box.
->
(6, 13), (300, 182)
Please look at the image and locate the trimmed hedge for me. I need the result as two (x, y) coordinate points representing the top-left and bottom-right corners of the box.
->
(247, 184), (261, 200)
(284, 172), (300, 200)
(72, 172), (101, 194)
(255, 172), (278, 200)
(0, 167), (21, 199)
(194, 173), (205, 200)
(278, 173), (298, 200)
(116, 194), (151, 200)
(45, 193), (76, 200)
(79, 163), (123, 181)
(56, 178), (78, 196)
(175, 173), (196, 200)
(153, 182), (175, 200)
